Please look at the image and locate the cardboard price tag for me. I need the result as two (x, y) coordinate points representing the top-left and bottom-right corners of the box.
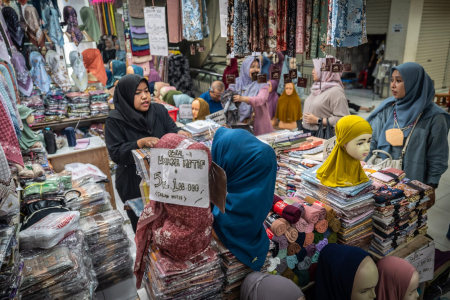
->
(251, 71), (258, 82)
(179, 104), (193, 119)
(271, 69), (280, 80)
(326, 57), (335, 66)
(257, 74), (267, 84)
(205, 110), (226, 125)
(343, 63), (352, 72)
(226, 74), (236, 84)
(331, 63), (341, 73)
(323, 136), (337, 160)
(297, 77), (308, 88)
(321, 63), (330, 72)
(289, 69), (297, 79)
(283, 73), (292, 84)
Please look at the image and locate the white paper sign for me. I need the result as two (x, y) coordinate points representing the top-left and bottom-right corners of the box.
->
(179, 104), (193, 119)
(392, 23), (403, 33)
(323, 136), (337, 160)
(219, 0), (228, 37)
(404, 242), (435, 282)
(205, 110), (226, 125)
(149, 35), (168, 57)
(144, 7), (166, 34)
(149, 149), (210, 208)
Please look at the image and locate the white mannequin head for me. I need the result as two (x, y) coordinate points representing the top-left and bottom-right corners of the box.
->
(403, 272), (420, 300)
(344, 134), (372, 161)
(351, 256), (379, 300)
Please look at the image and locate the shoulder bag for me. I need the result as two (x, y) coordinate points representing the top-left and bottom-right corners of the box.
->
(315, 118), (334, 140)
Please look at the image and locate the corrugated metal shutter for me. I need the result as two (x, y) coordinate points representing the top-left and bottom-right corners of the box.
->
(366, 0), (392, 35)
(416, 0), (450, 89)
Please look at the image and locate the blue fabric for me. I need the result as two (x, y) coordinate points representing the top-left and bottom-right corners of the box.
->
(367, 62), (450, 159)
(277, 56), (304, 97)
(173, 94), (194, 124)
(106, 69), (115, 89)
(30, 51), (51, 94)
(199, 91), (222, 114)
(130, 31), (148, 39)
(261, 55), (272, 76)
(148, 81), (155, 94)
(42, 7), (64, 47)
(131, 43), (149, 52)
(131, 65), (144, 76)
(212, 127), (277, 271)
(331, 0), (364, 47)
(315, 244), (371, 300)
(111, 60), (126, 79)
(116, 50), (126, 62)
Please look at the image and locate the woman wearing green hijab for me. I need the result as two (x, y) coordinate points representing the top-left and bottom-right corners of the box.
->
(80, 7), (101, 42)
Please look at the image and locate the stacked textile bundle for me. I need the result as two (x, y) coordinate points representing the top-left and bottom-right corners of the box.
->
(183, 120), (221, 143)
(298, 165), (375, 249)
(143, 244), (224, 299)
(19, 230), (97, 300)
(64, 183), (113, 218)
(44, 89), (68, 122)
(20, 92), (45, 124)
(89, 90), (109, 116)
(79, 210), (133, 290)
(66, 92), (91, 119)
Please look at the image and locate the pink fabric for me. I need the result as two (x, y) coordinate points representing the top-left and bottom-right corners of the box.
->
(148, 69), (162, 82)
(294, 217), (314, 233)
(290, 197), (321, 224)
(167, 0), (182, 43)
(134, 134), (214, 289)
(376, 256), (417, 300)
(295, 0), (306, 54)
(0, 97), (23, 166)
(248, 85), (273, 136)
(311, 57), (344, 96)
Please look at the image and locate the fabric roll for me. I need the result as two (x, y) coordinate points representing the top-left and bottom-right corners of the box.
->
(277, 248), (288, 260)
(304, 232), (314, 247)
(273, 195), (302, 224)
(296, 232), (306, 247)
(323, 228), (332, 238)
(287, 243), (301, 256)
(286, 255), (298, 269)
(272, 235), (289, 250)
(306, 243), (316, 257)
(303, 196), (329, 220)
(276, 258), (288, 273)
(295, 247), (307, 262)
(295, 217), (314, 233)
(299, 204), (320, 224)
(313, 232), (324, 244)
(311, 251), (320, 263)
(314, 219), (328, 233)
(308, 263), (318, 282)
(284, 227), (298, 243)
(270, 216), (290, 236)
(267, 257), (281, 272)
(281, 268), (296, 281)
(328, 232), (337, 243)
(316, 238), (328, 252)
(329, 218), (341, 233)
(298, 256), (312, 270)
(293, 268), (309, 287)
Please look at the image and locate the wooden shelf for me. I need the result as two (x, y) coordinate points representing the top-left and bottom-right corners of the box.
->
(30, 115), (108, 130)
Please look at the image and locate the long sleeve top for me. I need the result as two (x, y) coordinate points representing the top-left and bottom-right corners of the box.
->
(248, 85), (273, 136)
(367, 105), (449, 185)
(302, 86), (350, 131)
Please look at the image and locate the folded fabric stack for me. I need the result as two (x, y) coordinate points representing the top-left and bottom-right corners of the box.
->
(369, 167), (405, 187)
(44, 88), (68, 122)
(66, 92), (91, 119)
(64, 183), (113, 218)
(298, 165), (376, 250)
(20, 92), (45, 124)
(183, 119), (221, 143)
(212, 238), (270, 300)
(79, 210), (133, 290)
(142, 242), (224, 299)
(89, 90), (109, 116)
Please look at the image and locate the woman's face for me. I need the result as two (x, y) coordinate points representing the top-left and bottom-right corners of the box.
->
(105, 40), (112, 49)
(312, 68), (320, 82)
(285, 83), (294, 96)
(249, 60), (260, 78)
(192, 100), (200, 118)
(134, 81), (150, 112)
(391, 70), (406, 99)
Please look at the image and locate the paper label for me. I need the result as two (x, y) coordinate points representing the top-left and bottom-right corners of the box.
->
(297, 77), (308, 88)
(321, 63), (330, 72)
(271, 70), (280, 80)
(323, 136), (337, 160)
(314, 201), (324, 207)
(265, 213), (281, 227)
(149, 35), (168, 57)
(289, 69), (297, 79)
(149, 149), (210, 208)
(205, 110), (226, 126)
(343, 63), (352, 72)
(179, 104), (193, 119)
(283, 74), (292, 84)
(257, 74), (267, 84)
(331, 63), (341, 73)
(326, 57), (335, 65)
(226, 74), (236, 84)
(144, 7), (166, 34)
(404, 241), (435, 282)
(251, 71), (258, 82)
(274, 201), (288, 215)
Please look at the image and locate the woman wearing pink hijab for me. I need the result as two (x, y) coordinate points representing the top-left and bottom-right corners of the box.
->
(375, 256), (419, 300)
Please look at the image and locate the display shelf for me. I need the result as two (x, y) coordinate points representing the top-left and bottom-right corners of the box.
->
(30, 115), (108, 130)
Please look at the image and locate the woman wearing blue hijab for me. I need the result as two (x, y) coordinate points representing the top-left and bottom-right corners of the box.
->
(367, 62), (450, 188)
(212, 127), (277, 271)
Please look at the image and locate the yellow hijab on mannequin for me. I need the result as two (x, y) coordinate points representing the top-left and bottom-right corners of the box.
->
(316, 115), (372, 187)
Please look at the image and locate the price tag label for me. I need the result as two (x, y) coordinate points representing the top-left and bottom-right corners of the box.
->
(251, 71), (258, 82)
(179, 104), (193, 119)
(271, 69), (280, 80)
(331, 63), (341, 73)
(297, 77), (308, 88)
(283, 73), (292, 84)
(226, 74), (236, 84)
(257, 74), (267, 84)
(289, 69), (297, 79)
(205, 110), (226, 125)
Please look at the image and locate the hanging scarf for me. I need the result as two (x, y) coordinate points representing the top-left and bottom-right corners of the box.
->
(181, 0), (204, 41)
(69, 51), (88, 92)
(267, 0), (277, 51)
(305, 0), (313, 59)
(310, 57), (344, 96)
(192, 98), (210, 121)
(0, 143), (19, 215)
(286, 0), (296, 57)
(275, 82), (302, 123)
(0, 73), (21, 138)
(93, 4), (105, 35)
(2, 7), (24, 47)
(24, 6), (45, 49)
(11, 52), (33, 97)
(226, 0), (234, 54)
(0, 61), (19, 103)
(233, 0), (250, 56)
(276, 0), (287, 51)
(310, 0), (320, 58)
(105, 69), (115, 89)
(82, 48), (107, 86)
(46, 50), (71, 92)
(42, 7), (64, 48)
(111, 60), (126, 79)
(295, 0), (306, 54)
(0, 22), (11, 65)
(63, 6), (83, 46)
(267, 80), (279, 119)
(317, 0), (328, 58)
(331, 0), (364, 47)
(80, 6), (101, 42)
(30, 51), (51, 94)
(0, 94), (23, 166)
(316, 115), (371, 187)
(31, 0), (60, 19)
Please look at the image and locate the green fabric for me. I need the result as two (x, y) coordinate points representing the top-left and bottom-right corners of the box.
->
(310, 0), (320, 58)
(130, 17), (145, 27)
(17, 105), (40, 150)
(132, 38), (149, 46)
(313, 232), (324, 244)
(292, 268), (310, 287)
(276, 248), (288, 260)
(317, 0), (328, 58)
(23, 182), (59, 197)
(328, 232), (337, 243)
(162, 91), (182, 106)
(80, 7), (102, 42)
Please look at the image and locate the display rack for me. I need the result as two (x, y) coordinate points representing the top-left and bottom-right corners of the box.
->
(30, 115), (108, 130)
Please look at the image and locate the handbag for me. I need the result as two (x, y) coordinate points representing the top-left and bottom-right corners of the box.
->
(315, 118), (334, 140)
(366, 115), (420, 170)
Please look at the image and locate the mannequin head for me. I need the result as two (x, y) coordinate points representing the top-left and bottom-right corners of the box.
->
(285, 83), (294, 96)
(344, 134), (372, 161)
(160, 86), (174, 99)
(312, 68), (320, 82)
(134, 80), (150, 112)
(249, 60), (260, 78)
(26, 115), (35, 125)
(268, 81), (272, 93)
(192, 99), (200, 119)
(154, 82), (168, 98)
(351, 256), (379, 300)
(127, 65), (135, 75)
(289, 57), (297, 69)
(404, 272), (419, 300)
(391, 70), (406, 99)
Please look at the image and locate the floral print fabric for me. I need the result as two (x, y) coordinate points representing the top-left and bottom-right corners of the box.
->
(11, 52), (33, 97)
(63, 6), (83, 46)
(46, 50), (71, 92)
(233, 0), (250, 56)
(310, 0), (320, 58)
(226, 0), (235, 54)
(331, 0), (364, 47)
(24, 6), (45, 49)
(2, 7), (24, 47)
(42, 7), (64, 48)
(286, 0), (297, 57)
(305, 0), (313, 59)
(69, 51), (88, 92)
(30, 51), (51, 94)
(296, 0), (306, 54)
(277, 0), (287, 51)
(182, 0), (206, 41)
(0, 73), (21, 139)
(168, 55), (195, 97)
(267, 0), (277, 51)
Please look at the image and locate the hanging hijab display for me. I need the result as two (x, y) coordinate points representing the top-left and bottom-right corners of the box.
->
(11, 52), (33, 96)
(0, 23), (11, 65)
(311, 57), (344, 96)
(63, 6), (83, 46)
(80, 7), (101, 42)
(69, 51), (88, 92)
(29, 51), (51, 94)
(46, 50), (71, 92)
(0, 97), (23, 166)
(82, 48), (107, 86)
(24, 6), (45, 49)
(0, 143), (19, 217)
(42, 7), (64, 48)
(2, 7), (24, 47)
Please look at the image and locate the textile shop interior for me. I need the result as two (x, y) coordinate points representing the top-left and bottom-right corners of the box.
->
(1, 0), (450, 299)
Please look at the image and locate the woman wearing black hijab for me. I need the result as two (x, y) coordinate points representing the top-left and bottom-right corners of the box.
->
(105, 74), (191, 231)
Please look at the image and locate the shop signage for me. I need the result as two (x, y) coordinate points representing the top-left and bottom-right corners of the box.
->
(149, 149), (210, 208)
(179, 104), (193, 119)
(404, 241), (435, 282)
(323, 136), (337, 160)
(144, 7), (166, 34)
(149, 35), (168, 57)
(205, 110), (226, 125)
(392, 23), (403, 33)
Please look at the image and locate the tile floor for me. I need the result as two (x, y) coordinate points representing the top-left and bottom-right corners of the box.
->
(95, 88), (450, 300)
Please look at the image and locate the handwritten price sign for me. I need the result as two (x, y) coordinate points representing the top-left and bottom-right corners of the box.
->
(404, 241), (435, 282)
(144, 7), (166, 34)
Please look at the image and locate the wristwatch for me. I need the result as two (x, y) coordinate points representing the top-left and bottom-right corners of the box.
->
(317, 118), (323, 125)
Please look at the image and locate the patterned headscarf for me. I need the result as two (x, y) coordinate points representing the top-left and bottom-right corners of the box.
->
(0, 143), (20, 215)
(0, 96), (23, 166)
(30, 51), (51, 94)
(11, 52), (33, 97)
(69, 51), (88, 92)
(46, 50), (71, 92)
(42, 7), (64, 48)
(63, 6), (83, 46)
(24, 6), (45, 49)
(2, 7), (24, 46)
(0, 72), (21, 138)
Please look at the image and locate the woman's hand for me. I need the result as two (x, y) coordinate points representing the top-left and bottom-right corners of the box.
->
(233, 95), (249, 103)
(137, 137), (160, 148)
(178, 130), (193, 138)
(303, 113), (319, 124)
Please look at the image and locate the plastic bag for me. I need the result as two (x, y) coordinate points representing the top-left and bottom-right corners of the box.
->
(65, 163), (107, 183)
